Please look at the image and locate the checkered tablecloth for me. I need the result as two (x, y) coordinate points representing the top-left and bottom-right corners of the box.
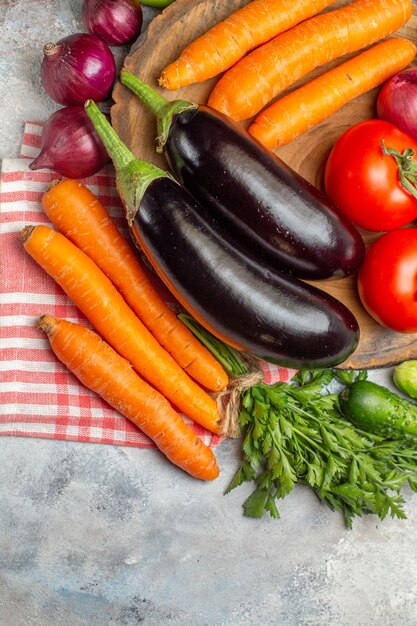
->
(0, 122), (295, 449)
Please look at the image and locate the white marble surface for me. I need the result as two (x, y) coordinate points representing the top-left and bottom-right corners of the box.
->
(2, 2), (417, 625)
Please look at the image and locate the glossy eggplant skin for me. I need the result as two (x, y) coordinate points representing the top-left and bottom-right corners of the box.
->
(130, 177), (359, 369)
(162, 105), (365, 280)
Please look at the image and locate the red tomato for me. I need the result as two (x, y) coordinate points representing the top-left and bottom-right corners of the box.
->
(358, 228), (417, 332)
(325, 120), (417, 232)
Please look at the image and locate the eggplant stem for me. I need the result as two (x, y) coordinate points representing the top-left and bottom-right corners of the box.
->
(84, 99), (135, 169)
(120, 72), (168, 116)
(84, 99), (169, 221)
(120, 73), (197, 152)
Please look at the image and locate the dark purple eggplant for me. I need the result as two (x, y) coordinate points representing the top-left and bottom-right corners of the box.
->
(85, 100), (359, 369)
(119, 72), (365, 281)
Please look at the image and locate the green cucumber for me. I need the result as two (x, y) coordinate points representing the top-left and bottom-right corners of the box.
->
(340, 380), (417, 439)
(393, 360), (417, 400)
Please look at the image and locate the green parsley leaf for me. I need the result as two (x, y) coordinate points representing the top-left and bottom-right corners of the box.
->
(243, 488), (269, 518)
(226, 367), (417, 527)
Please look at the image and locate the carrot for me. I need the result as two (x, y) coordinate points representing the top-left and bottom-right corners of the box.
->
(38, 315), (219, 480)
(158, 0), (337, 91)
(41, 179), (228, 393)
(248, 37), (417, 150)
(22, 224), (221, 434)
(207, 0), (412, 122)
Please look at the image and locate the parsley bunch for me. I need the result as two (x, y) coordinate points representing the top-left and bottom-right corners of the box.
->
(178, 314), (417, 527)
(226, 369), (417, 527)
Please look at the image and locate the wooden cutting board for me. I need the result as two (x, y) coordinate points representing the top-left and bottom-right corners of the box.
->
(112, 0), (417, 370)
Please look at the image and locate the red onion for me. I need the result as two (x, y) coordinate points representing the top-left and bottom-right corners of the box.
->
(83, 0), (143, 46)
(41, 33), (116, 106)
(29, 107), (110, 179)
(377, 69), (417, 142)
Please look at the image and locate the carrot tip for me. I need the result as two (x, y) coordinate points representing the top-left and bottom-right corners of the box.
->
(47, 178), (63, 192)
(37, 314), (58, 334)
(21, 225), (35, 243)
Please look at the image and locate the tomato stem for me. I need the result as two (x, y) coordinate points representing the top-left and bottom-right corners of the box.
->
(381, 140), (417, 200)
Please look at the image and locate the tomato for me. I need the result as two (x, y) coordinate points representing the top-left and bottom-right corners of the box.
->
(325, 120), (417, 232)
(358, 229), (417, 332)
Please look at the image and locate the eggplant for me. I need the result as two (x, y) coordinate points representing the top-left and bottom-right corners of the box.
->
(85, 101), (359, 369)
(119, 72), (365, 281)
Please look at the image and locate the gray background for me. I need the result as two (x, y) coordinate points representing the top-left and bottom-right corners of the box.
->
(1, 1), (417, 625)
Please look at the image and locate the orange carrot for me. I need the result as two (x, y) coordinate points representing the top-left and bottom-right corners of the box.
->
(41, 179), (228, 393)
(208, 0), (412, 122)
(22, 224), (221, 434)
(248, 37), (417, 149)
(158, 0), (336, 91)
(38, 315), (219, 480)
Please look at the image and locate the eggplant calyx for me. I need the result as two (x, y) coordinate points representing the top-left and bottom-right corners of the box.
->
(118, 160), (170, 225)
(84, 99), (170, 223)
(156, 101), (198, 153)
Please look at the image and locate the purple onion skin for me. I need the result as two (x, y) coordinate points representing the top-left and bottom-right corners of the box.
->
(377, 69), (417, 142)
(41, 33), (116, 106)
(29, 107), (110, 179)
(83, 0), (143, 46)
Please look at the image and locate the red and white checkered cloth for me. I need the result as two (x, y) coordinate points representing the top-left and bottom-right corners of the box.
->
(0, 122), (295, 449)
